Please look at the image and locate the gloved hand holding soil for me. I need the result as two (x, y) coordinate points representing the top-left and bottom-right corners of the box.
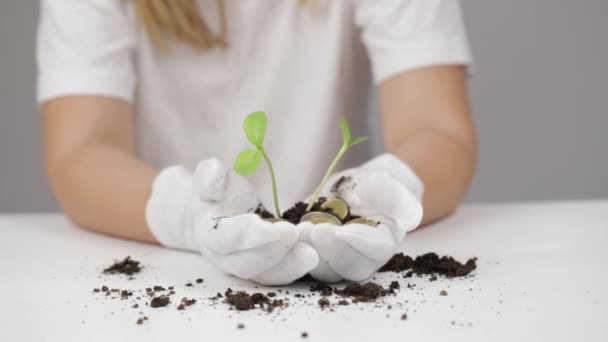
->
(146, 111), (423, 285)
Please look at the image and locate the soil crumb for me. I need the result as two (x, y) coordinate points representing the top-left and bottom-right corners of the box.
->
(150, 296), (170, 308)
(103, 256), (142, 276)
(318, 298), (331, 308)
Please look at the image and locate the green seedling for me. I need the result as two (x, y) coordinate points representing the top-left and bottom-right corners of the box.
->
(234, 111), (281, 218)
(306, 119), (368, 211)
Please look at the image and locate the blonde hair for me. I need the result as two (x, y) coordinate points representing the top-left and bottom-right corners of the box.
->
(134, 0), (318, 51)
(134, 0), (228, 50)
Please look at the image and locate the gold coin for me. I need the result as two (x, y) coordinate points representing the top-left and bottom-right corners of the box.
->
(320, 198), (349, 220)
(345, 217), (378, 227)
(301, 212), (342, 225)
(264, 218), (286, 223)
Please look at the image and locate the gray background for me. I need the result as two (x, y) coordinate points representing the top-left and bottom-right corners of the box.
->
(1, 1), (607, 212)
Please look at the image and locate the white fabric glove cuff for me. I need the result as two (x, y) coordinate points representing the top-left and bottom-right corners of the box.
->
(145, 166), (199, 251)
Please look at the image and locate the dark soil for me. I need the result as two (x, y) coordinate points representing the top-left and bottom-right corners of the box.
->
(380, 252), (477, 278)
(281, 197), (326, 225)
(413, 253), (477, 277)
(224, 289), (286, 313)
(379, 254), (413, 272)
(309, 283), (335, 296)
(318, 298), (330, 308)
(177, 297), (197, 310)
(103, 257), (142, 276)
(150, 296), (170, 308)
(254, 204), (274, 219)
(389, 281), (400, 290)
(334, 282), (390, 303)
(93, 252), (479, 329)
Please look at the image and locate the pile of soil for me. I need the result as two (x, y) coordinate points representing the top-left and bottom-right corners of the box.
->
(103, 256), (142, 276)
(224, 289), (286, 313)
(310, 281), (399, 305)
(258, 196), (360, 225)
(379, 252), (477, 278)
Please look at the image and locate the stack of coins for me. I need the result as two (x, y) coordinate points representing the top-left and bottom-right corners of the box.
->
(300, 198), (377, 227)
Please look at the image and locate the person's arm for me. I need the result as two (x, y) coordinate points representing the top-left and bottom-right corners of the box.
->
(379, 65), (477, 224)
(43, 95), (159, 243)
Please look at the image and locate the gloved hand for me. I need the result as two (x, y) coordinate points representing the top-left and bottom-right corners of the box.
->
(303, 154), (424, 283)
(146, 158), (319, 285)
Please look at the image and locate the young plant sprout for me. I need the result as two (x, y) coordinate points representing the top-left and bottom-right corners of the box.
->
(306, 119), (368, 212)
(233, 111), (281, 218)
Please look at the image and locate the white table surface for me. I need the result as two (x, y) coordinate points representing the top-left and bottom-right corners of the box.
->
(1, 201), (607, 342)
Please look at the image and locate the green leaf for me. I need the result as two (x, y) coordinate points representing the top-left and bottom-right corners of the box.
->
(348, 136), (368, 147)
(234, 149), (263, 176)
(339, 119), (352, 146)
(243, 111), (267, 148)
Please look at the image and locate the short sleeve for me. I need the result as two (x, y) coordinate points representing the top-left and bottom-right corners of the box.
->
(354, 0), (473, 83)
(36, 0), (136, 103)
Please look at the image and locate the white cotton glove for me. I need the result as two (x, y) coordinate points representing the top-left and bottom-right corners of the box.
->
(304, 154), (424, 283)
(146, 158), (319, 285)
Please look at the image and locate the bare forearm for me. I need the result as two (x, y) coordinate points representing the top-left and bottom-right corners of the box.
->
(47, 143), (159, 243)
(390, 129), (476, 224)
(379, 66), (476, 225)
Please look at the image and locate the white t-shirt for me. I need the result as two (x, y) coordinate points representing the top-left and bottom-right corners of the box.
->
(37, 0), (472, 209)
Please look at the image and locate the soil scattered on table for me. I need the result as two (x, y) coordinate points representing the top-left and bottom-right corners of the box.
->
(95, 253), (478, 328)
(103, 256), (142, 276)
